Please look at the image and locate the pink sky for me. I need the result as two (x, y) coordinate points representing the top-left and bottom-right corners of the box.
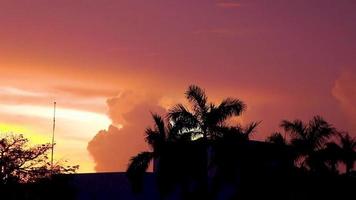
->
(0, 0), (355, 172)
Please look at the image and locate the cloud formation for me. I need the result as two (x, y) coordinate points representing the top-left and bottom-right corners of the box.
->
(87, 93), (166, 172)
(332, 70), (356, 133)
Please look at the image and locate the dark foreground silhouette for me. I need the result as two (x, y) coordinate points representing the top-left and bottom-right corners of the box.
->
(127, 138), (355, 200)
(127, 85), (356, 200)
(2, 139), (353, 200)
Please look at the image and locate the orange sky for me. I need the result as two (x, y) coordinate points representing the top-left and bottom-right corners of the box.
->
(0, 0), (355, 172)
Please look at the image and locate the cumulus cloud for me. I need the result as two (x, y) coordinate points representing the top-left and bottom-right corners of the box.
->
(332, 69), (356, 133)
(106, 91), (143, 126)
(87, 93), (166, 172)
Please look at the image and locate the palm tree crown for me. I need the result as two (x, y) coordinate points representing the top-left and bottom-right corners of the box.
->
(279, 116), (337, 170)
(127, 85), (258, 196)
(337, 132), (356, 174)
(168, 85), (246, 141)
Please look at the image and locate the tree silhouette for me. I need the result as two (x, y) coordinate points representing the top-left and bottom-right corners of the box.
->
(168, 85), (246, 141)
(0, 134), (78, 185)
(217, 122), (260, 141)
(310, 132), (356, 175)
(337, 132), (356, 174)
(266, 132), (287, 145)
(128, 85), (258, 199)
(127, 86), (356, 199)
(266, 117), (356, 175)
(279, 116), (337, 171)
(168, 85), (246, 189)
(209, 122), (261, 199)
(127, 114), (169, 192)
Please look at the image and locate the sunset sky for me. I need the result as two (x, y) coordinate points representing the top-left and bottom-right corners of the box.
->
(0, 0), (355, 173)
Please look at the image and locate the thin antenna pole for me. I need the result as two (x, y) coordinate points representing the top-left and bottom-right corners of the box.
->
(51, 101), (56, 169)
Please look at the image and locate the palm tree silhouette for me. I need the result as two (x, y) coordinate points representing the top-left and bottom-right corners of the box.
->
(168, 85), (246, 141)
(337, 132), (356, 174)
(217, 122), (260, 141)
(319, 141), (342, 174)
(127, 85), (258, 198)
(209, 122), (260, 199)
(167, 85), (259, 199)
(279, 116), (337, 171)
(126, 113), (168, 192)
(266, 132), (287, 145)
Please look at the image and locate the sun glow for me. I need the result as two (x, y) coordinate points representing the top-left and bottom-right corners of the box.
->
(0, 123), (49, 144)
(0, 104), (109, 122)
(0, 87), (48, 97)
(0, 102), (110, 172)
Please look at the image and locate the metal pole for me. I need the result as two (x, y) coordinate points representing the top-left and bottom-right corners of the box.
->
(51, 101), (56, 169)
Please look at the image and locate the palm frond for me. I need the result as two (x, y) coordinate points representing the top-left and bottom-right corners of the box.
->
(307, 115), (336, 148)
(145, 127), (160, 147)
(126, 151), (154, 192)
(280, 119), (306, 139)
(266, 132), (287, 145)
(168, 104), (199, 129)
(243, 121), (260, 138)
(169, 120), (202, 141)
(185, 85), (208, 115)
(127, 152), (154, 174)
(338, 132), (356, 151)
(151, 113), (166, 139)
(208, 98), (246, 125)
(216, 124), (254, 141)
(215, 125), (242, 140)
